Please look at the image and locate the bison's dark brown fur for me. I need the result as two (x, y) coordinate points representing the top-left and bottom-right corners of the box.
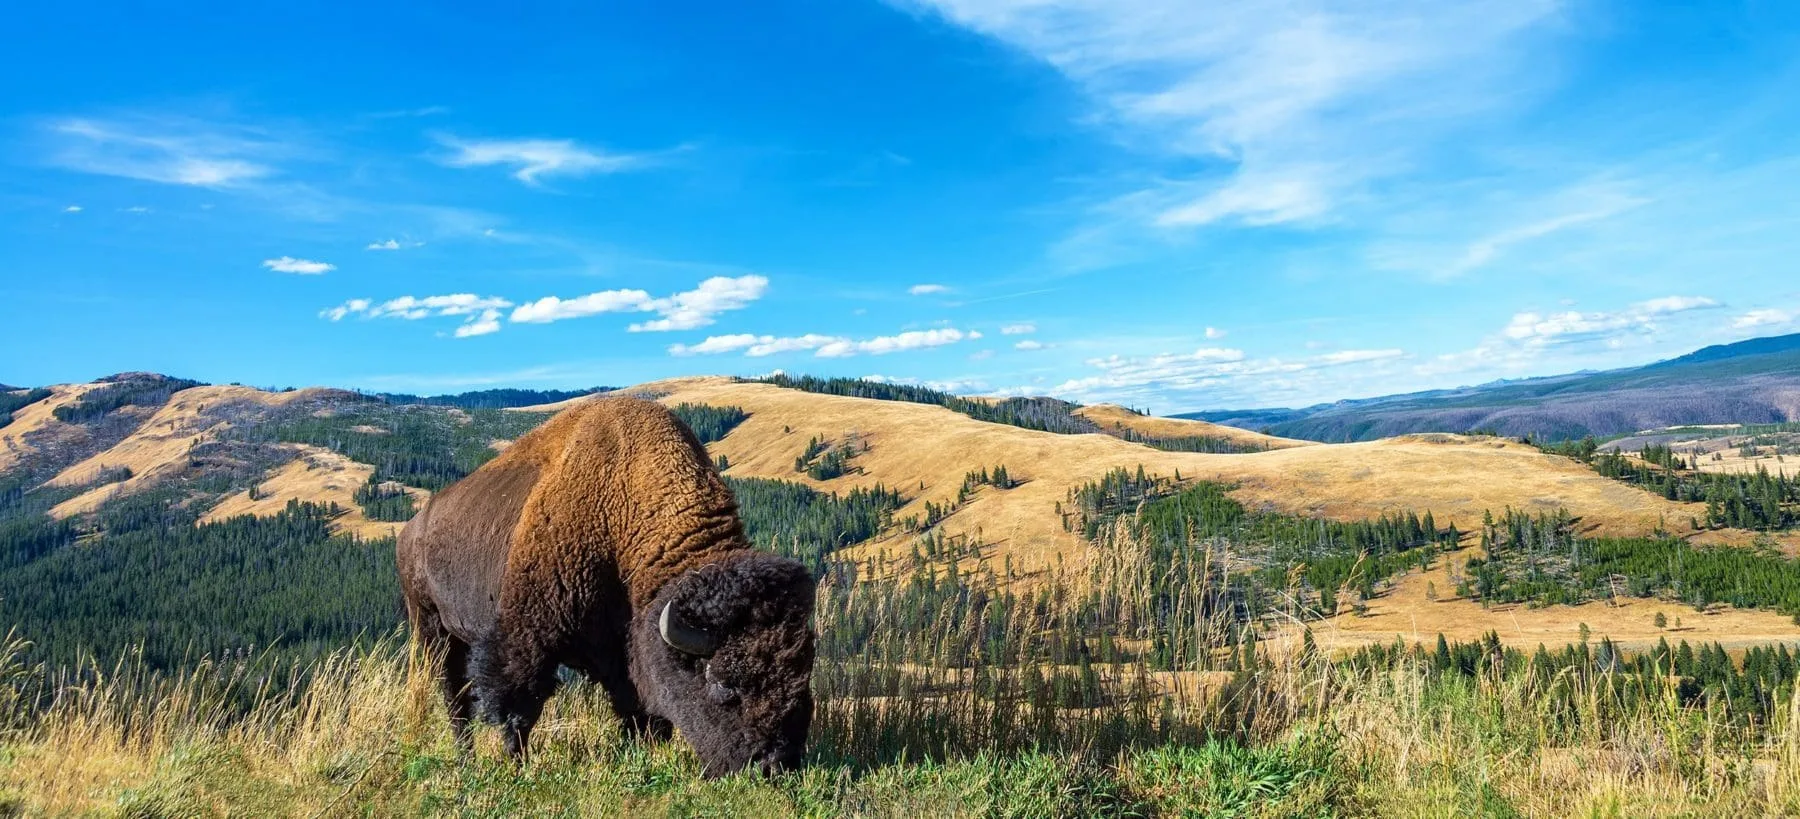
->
(397, 397), (816, 776)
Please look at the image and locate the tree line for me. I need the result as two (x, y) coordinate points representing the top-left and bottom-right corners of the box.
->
(0, 388), (52, 428)
(370, 387), (612, 409)
(51, 375), (204, 424)
(757, 374), (1101, 435)
(1534, 435), (1798, 530)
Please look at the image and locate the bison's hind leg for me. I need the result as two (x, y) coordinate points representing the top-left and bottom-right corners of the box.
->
(409, 608), (476, 752)
(437, 636), (476, 751)
(470, 634), (559, 762)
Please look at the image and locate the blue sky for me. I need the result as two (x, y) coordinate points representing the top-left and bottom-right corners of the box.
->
(4, 1), (1799, 412)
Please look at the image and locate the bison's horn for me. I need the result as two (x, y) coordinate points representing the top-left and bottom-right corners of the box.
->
(660, 601), (718, 656)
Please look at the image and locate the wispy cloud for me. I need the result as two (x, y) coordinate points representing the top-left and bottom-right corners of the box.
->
(1053, 344), (1411, 406)
(367, 105), (451, 119)
(510, 275), (768, 331)
(320, 299), (371, 322)
(1001, 322), (1037, 335)
(909, 283), (949, 296)
(47, 115), (283, 188)
(263, 256), (336, 275)
(1417, 294), (1723, 377)
(669, 327), (981, 358)
(1734, 308), (1795, 330)
(863, 374), (991, 394)
(1499, 296), (1719, 348)
(1014, 339), (1046, 351)
(1204, 326), (1227, 340)
(366, 238), (423, 251)
(62, 205), (82, 213)
(904, 0), (1563, 232)
(435, 134), (661, 185)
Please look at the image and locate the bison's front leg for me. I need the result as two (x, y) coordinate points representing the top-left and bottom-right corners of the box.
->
(471, 635), (559, 762)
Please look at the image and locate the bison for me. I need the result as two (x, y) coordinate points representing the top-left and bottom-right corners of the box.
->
(397, 396), (817, 777)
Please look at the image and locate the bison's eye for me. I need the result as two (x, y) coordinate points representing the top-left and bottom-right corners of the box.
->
(706, 681), (739, 706)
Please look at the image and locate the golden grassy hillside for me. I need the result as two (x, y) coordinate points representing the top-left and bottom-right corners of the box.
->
(0, 383), (102, 473)
(1074, 403), (1315, 450)
(1304, 548), (1800, 654)
(44, 386), (327, 519)
(527, 377), (1714, 577)
(200, 444), (426, 540)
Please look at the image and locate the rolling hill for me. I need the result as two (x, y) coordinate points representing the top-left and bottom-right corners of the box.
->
(4, 368), (1798, 671)
(1181, 332), (1800, 442)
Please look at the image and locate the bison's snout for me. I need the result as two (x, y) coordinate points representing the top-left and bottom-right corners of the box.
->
(755, 743), (803, 776)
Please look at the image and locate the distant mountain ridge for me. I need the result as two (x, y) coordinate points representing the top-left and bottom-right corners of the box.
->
(1179, 333), (1800, 442)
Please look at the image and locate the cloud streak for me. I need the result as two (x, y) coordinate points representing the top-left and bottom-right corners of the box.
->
(435, 134), (661, 185)
(904, 0), (1563, 231)
(264, 256), (335, 275)
(669, 327), (981, 358)
(47, 116), (282, 188)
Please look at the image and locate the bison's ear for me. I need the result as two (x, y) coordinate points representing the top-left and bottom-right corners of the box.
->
(660, 600), (719, 656)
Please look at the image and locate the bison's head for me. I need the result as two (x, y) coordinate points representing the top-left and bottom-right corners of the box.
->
(639, 551), (816, 778)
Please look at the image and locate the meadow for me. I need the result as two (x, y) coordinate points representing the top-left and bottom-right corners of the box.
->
(6, 518), (1800, 817)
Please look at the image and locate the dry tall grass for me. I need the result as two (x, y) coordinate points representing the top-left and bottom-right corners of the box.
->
(5, 515), (1800, 816)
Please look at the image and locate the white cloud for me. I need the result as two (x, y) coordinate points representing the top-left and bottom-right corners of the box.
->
(122, 206), (151, 214)
(1636, 295), (1719, 315)
(821, 328), (980, 357)
(1733, 309), (1794, 330)
(263, 256), (336, 275)
(669, 334), (763, 356)
(909, 283), (949, 296)
(511, 289), (653, 323)
(1418, 294), (1725, 379)
(435, 134), (652, 185)
(629, 275), (770, 332)
(510, 275), (767, 331)
(1056, 343), (1413, 404)
(863, 374), (991, 394)
(1204, 326), (1227, 339)
(1500, 295), (1719, 348)
(48, 116), (279, 188)
(1014, 339), (1046, 351)
(366, 239), (422, 251)
(670, 327), (980, 358)
(1001, 322), (1037, 335)
(1318, 348), (1404, 365)
(321, 294), (513, 338)
(454, 309), (504, 338)
(747, 334), (843, 356)
(904, 0), (1562, 230)
(320, 298), (371, 322)
(63, 205), (82, 213)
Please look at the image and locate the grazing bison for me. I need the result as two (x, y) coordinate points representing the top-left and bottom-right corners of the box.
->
(397, 397), (816, 776)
